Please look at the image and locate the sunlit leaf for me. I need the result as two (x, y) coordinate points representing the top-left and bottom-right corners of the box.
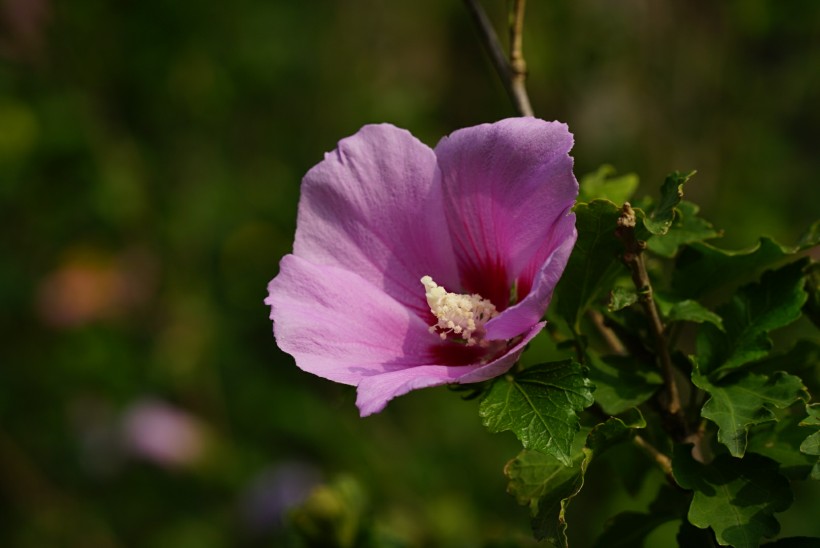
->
(579, 165), (639, 204)
(479, 360), (594, 465)
(647, 200), (722, 258)
(673, 447), (793, 548)
(608, 286), (638, 312)
(506, 414), (645, 545)
(641, 171), (694, 236)
(800, 404), (820, 480)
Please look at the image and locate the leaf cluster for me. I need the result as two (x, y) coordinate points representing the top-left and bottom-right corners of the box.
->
(476, 167), (820, 546)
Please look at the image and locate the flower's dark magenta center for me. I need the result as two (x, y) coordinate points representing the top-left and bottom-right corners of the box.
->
(459, 259), (513, 312)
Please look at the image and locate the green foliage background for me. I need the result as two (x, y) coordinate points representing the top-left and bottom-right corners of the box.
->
(1, 0), (818, 546)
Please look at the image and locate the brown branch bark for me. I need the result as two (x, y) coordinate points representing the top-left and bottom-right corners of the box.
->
(615, 203), (688, 441)
(463, 0), (534, 117)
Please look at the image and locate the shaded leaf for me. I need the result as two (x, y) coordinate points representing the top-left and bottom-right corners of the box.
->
(479, 360), (594, 465)
(647, 200), (722, 258)
(594, 485), (688, 548)
(693, 365), (808, 457)
(752, 341), (820, 395)
(505, 436), (588, 547)
(804, 262), (820, 329)
(608, 286), (638, 312)
(655, 295), (724, 330)
(555, 200), (625, 332)
(579, 164), (639, 204)
(696, 260), (809, 378)
(587, 353), (662, 415)
(506, 415), (645, 545)
(673, 447), (793, 548)
(642, 170), (695, 235)
(762, 538), (820, 548)
(747, 414), (817, 480)
(672, 220), (820, 298)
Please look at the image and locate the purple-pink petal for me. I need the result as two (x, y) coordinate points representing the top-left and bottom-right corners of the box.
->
(293, 124), (460, 317)
(434, 118), (577, 313)
(266, 255), (434, 385)
(356, 322), (544, 416)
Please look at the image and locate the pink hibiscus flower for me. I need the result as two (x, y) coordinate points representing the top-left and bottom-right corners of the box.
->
(266, 118), (578, 416)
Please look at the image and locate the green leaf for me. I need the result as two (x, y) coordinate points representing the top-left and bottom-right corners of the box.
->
(505, 436), (588, 546)
(506, 415), (645, 545)
(672, 220), (820, 298)
(479, 360), (594, 465)
(804, 262), (820, 329)
(752, 341), (820, 395)
(800, 404), (820, 480)
(608, 286), (638, 312)
(647, 200), (722, 258)
(799, 432), (819, 458)
(696, 260), (809, 378)
(655, 295), (724, 330)
(747, 414), (818, 480)
(672, 447), (793, 548)
(554, 200), (625, 332)
(693, 365), (808, 458)
(800, 403), (820, 427)
(642, 170), (695, 235)
(579, 165), (639, 204)
(587, 353), (662, 415)
(594, 485), (688, 548)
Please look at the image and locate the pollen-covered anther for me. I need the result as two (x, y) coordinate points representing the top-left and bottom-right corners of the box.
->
(420, 276), (498, 346)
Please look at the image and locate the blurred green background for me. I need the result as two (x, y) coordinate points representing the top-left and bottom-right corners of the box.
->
(1, 0), (818, 546)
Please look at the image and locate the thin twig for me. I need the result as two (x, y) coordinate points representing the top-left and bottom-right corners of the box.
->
(633, 434), (674, 479)
(463, 0), (534, 116)
(615, 203), (688, 440)
(508, 0), (534, 116)
(588, 309), (628, 356)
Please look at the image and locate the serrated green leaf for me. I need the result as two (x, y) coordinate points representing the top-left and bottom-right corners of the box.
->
(642, 171), (694, 235)
(747, 415), (817, 480)
(505, 436), (588, 546)
(647, 200), (722, 258)
(799, 405), (820, 480)
(579, 165), (640, 204)
(586, 408), (647, 452)
(696, 260), (809, 378)
(799, 431), (819, 456)
(655, 296), (724, 330)
(554, 200), (625, 332)
(672, 221), (820, 298)
(752, 341), (820, 395)
(479, 361), (594, 465)
(594, 485), (688, 548)
(608, 286), (638, 312)
(506, 416), (644, 545)
(587, 353), (662, 415)
(693, 365), (808, 457)
(800, 404), (820, 427)
(672, 447), (793, 548)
